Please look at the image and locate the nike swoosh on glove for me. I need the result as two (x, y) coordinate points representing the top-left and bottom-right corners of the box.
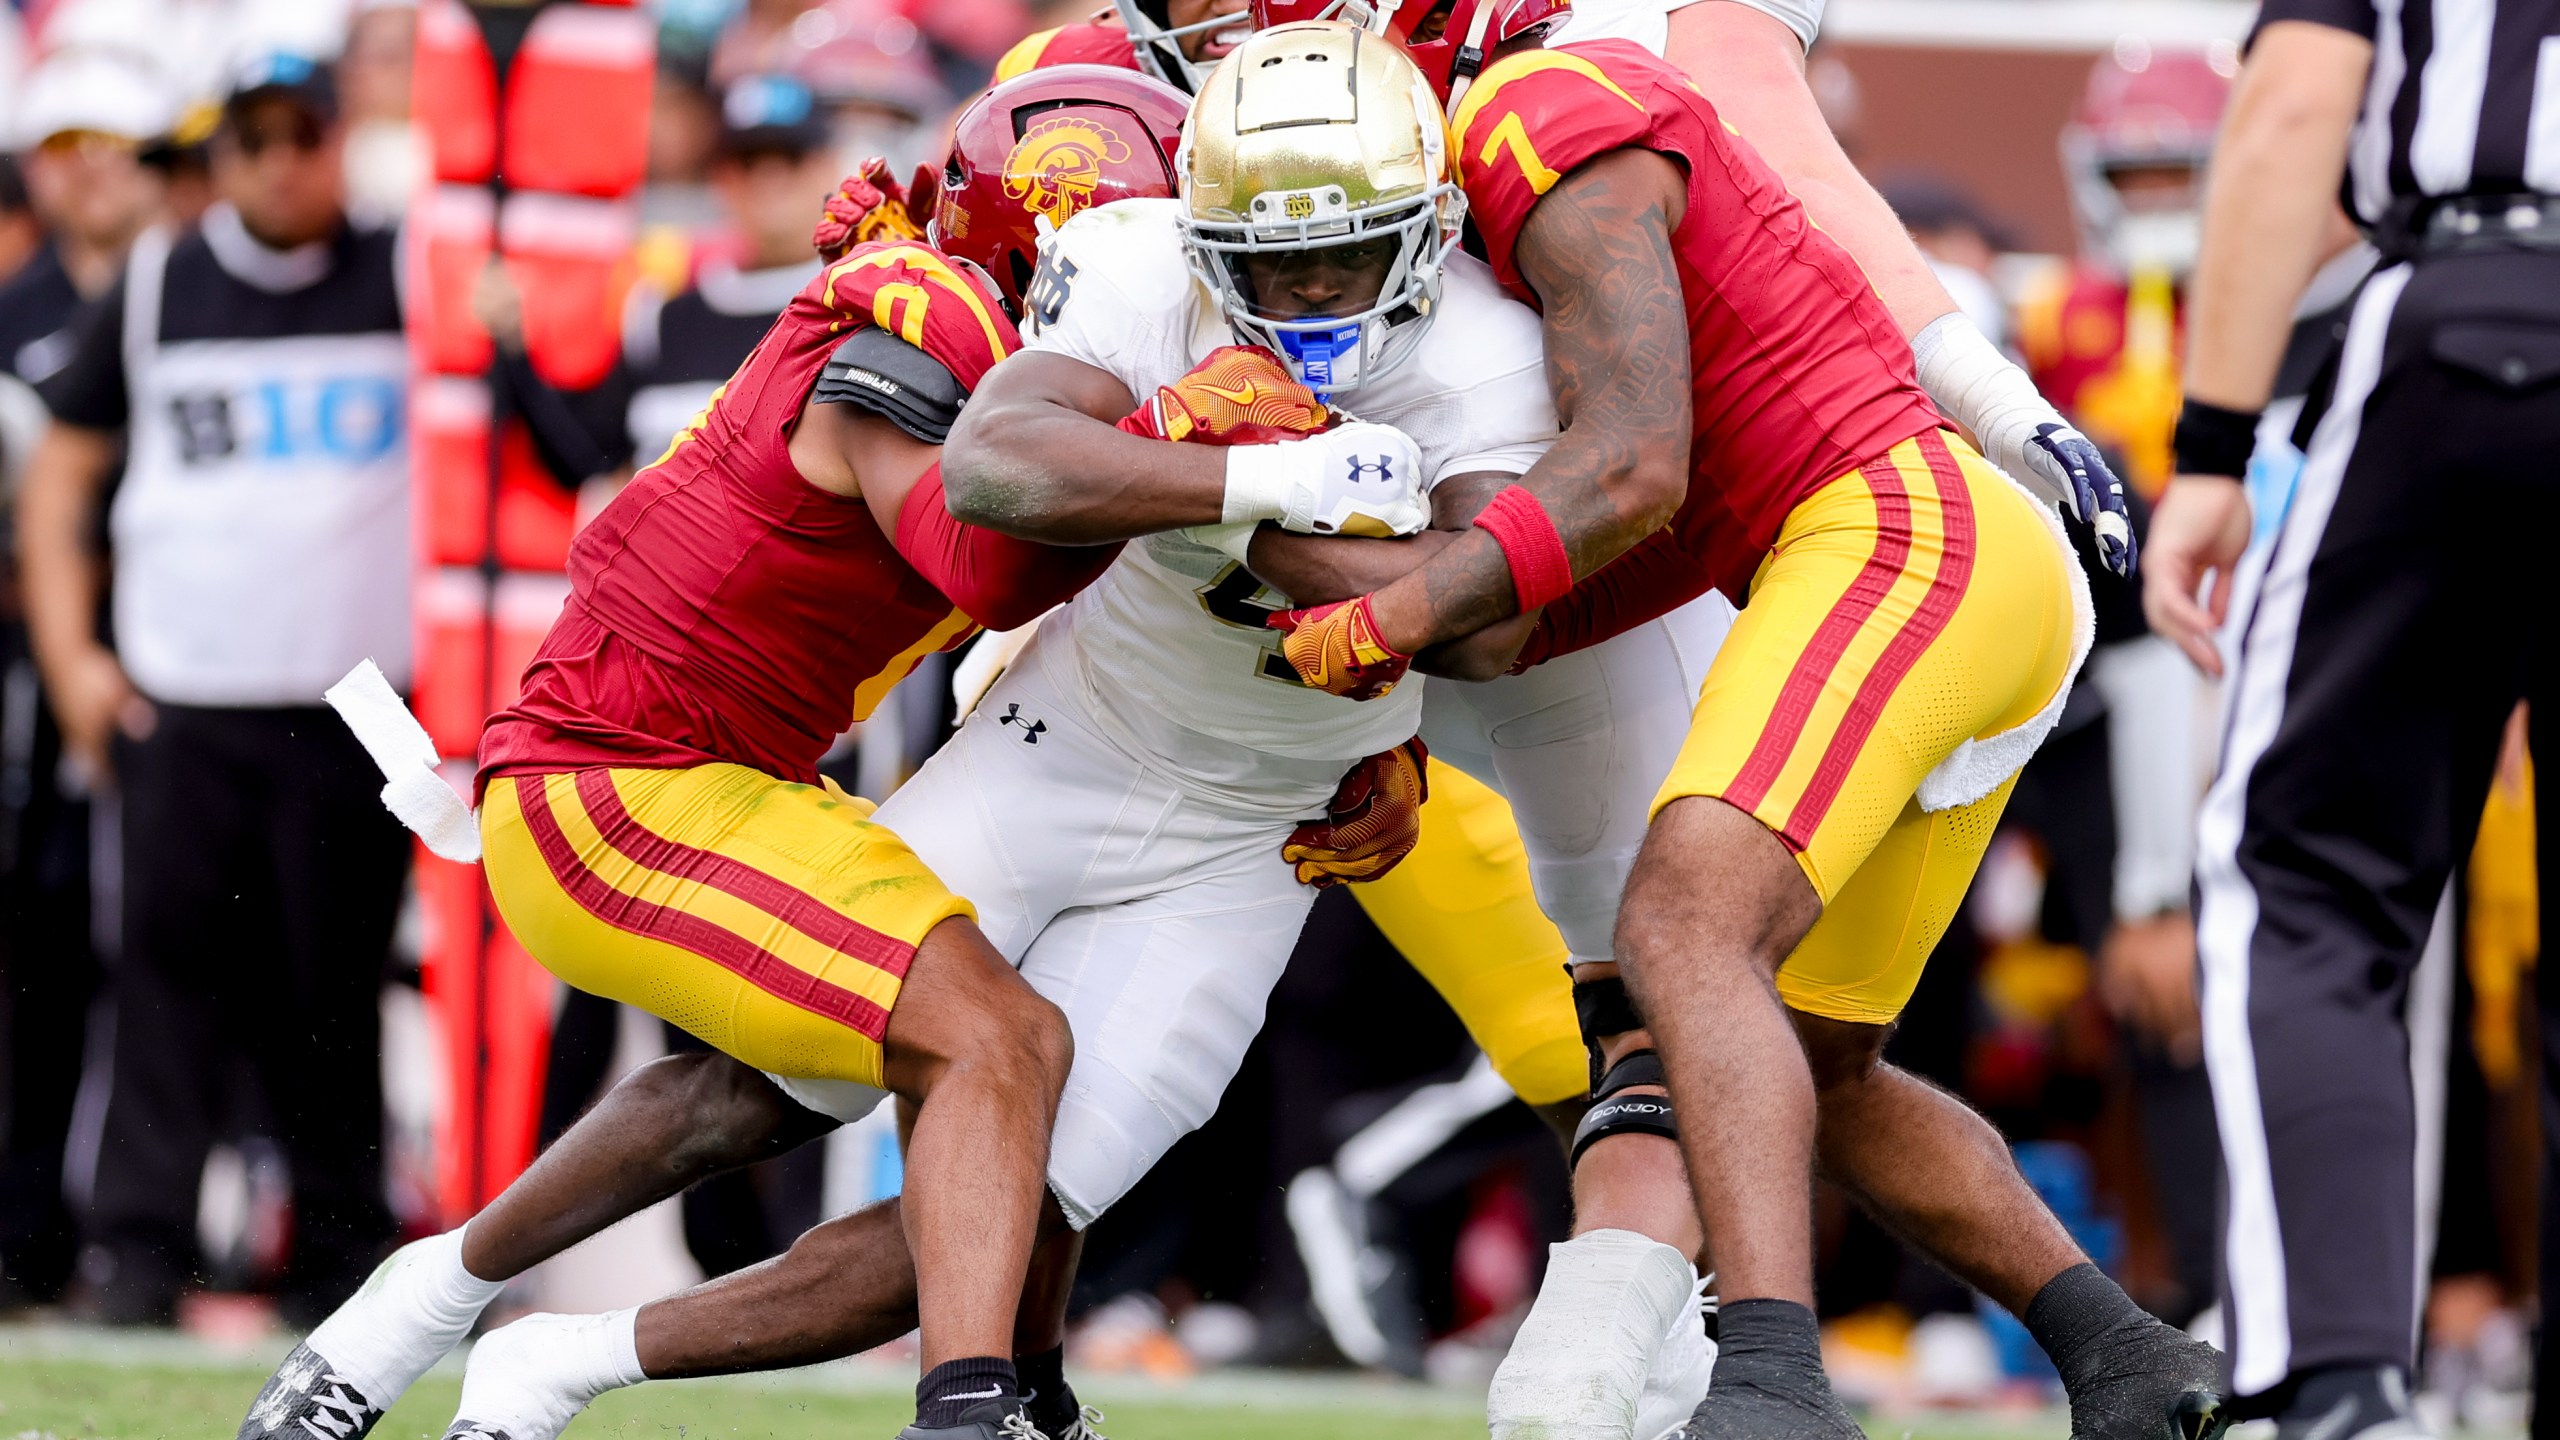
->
(2025, 421), (2138, 577)
(1268, 595), (1409, 702)
(1117, 345), (1331, 446)
(1284, 737), (1429, 887)
(813, 157), (927, 262)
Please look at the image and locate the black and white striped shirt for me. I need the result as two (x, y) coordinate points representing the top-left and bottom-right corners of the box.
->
(2257, 0), (2560, 223)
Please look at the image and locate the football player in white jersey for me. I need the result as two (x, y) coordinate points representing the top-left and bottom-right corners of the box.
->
(932, 24), (1732, 1440)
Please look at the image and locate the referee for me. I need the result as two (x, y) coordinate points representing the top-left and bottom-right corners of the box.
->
(2144, 1), (2560, 1436)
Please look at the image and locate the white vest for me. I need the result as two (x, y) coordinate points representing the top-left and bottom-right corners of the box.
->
(110, 208), (412, 706)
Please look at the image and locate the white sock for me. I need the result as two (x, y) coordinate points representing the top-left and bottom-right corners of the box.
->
(303, 1227), (506, 1404)
(1489, 1229), (1698, 1440)
(447, 1309), (647, 1440)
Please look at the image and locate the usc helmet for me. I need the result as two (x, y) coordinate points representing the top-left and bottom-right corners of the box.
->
(1247, 0), (1574, 104)
(2059, 42), (2233, 277)
(931, 64), (1189, 314)
(1179, 21), (1463, 393)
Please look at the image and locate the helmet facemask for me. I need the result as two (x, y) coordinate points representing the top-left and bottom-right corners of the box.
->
(1176, 24), (1466, 397)
(1181, 177), (1462, 394)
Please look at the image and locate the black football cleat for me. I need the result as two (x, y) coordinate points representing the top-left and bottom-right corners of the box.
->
(238, 1343), (386, 1440)
(894, 1396), (1050, 1440)
(2063, 1327), (2232, 1440)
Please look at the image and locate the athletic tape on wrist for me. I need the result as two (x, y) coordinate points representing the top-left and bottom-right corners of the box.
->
(1474, 484), (1573, 611)
(2172, 398), (2262, 479)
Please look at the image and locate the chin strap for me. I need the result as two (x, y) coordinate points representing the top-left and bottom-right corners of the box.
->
(1445, 0), (1505, 110)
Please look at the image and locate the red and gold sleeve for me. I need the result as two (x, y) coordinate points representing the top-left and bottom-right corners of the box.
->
(1446, 41), (1670, 290)
(813, 240), (1023, 390)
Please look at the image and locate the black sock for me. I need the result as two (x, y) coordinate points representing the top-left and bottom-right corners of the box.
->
(1712, 1298), (1830, 1399)
(915, 1357), (1019, 1428)
(1017, 1346), (1074, 1434)
(2024, 1262), (2158, 1388)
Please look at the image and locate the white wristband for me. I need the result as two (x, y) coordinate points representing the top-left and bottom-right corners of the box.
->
(1909, 311), (2072, 513)
(1222, 443), (1303, 528)
(1183, 520), (1264, 571)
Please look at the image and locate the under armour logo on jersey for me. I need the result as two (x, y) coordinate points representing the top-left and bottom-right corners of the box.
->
(1345, 456), (1395, 486)
(999, 704), (1047, 743)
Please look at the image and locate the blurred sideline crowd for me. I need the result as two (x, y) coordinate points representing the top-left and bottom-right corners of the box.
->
(0, 0), (2539, 1423)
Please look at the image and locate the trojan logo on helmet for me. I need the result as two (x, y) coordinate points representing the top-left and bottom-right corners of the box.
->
(1003, 116), (1137, 227)
(928, 63), (1188, 314)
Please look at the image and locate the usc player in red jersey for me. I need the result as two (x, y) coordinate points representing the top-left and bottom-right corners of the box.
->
(1242, 7), (2232, 1439)
(993, 0), (1250, 89)
(235, 69), (1425, 1440)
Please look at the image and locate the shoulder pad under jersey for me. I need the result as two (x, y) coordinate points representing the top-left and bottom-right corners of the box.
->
(812, 326), (970, 444)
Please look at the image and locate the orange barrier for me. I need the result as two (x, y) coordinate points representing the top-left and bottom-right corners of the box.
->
(409, 2), (652, 1221)
(411, 378), (578, 571)
(502, 5), (656, 198)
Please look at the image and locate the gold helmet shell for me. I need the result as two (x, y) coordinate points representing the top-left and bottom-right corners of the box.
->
(1177, 21), (1464, 392)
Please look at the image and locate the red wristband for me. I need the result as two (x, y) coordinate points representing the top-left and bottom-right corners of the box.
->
(1473, 484), (1573, 611)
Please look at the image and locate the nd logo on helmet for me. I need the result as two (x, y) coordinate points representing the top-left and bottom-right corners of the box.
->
(1003, 117), (1133, 226)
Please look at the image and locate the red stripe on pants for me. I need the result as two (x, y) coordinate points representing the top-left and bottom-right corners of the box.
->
(514, 774), (897, 1041)
(1782, 431), (1979, 838)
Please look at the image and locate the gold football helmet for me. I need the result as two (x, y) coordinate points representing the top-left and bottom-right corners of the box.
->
(1178, 21), (1464, 393)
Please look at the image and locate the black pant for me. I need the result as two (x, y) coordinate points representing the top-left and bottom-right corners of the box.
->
(2194, 247), (2560, 1405)
(82, 703), (408, 1303)
(0, 628), (97, 1302)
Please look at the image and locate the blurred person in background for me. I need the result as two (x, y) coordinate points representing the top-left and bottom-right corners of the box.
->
(2143, 0), (2560, 1430)
(1874, 172), (2013, 351)
(2017, 43), (2233, 501)
(780, 0), (949, 173)
(17, 51), (409, 1327)
(0, 157), (42, 284)
(0, 44), (168, 1314)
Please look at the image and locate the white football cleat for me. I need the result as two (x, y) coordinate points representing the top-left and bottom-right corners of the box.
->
(1488, 1229), (1699, 1440)
(237, 1229), (502, 1440)
(1632, 1276), (1716, 1440)
(440, 1310), (646, 1440)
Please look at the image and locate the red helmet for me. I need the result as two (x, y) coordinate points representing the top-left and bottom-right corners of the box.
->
(2059, 41), (2234, 276)
(1247, 0), (1572, 102)
(930, 64), (1190, 314)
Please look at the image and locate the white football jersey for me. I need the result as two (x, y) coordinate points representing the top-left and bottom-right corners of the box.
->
(1021, 198), (1557, 768)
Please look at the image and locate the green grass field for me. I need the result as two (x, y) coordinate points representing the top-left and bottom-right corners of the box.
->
(0, 1332), (2083, 1440)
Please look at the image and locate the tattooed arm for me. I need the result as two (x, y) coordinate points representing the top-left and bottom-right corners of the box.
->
(1361, 149), (1695, 655)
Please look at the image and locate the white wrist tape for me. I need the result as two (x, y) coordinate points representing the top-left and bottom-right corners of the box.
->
(1223, 443), (1308, 529)
(1184, 520), (1264, 571)
(326, 658), (482, 864)
(1909, 311), (2072, 512)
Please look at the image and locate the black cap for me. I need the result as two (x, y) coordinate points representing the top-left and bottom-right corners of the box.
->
(223, 52), (340, 125)
(717, 73), (831, 157)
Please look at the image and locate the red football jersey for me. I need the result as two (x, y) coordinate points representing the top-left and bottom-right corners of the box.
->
(478, 241), (1022, 789)
(1450, 41), (1943, 614)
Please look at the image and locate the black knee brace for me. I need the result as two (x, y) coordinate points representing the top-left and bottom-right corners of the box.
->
(1572, 971), (1645, 1091)
(1569, 1049), (1679, 1170)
